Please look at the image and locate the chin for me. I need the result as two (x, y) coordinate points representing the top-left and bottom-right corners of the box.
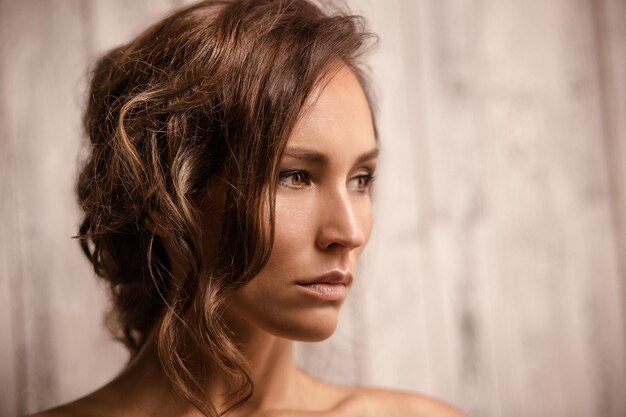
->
(264, 306), (341, 342)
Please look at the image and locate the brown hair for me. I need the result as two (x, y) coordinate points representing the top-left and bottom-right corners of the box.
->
(77, 0), (375, 414)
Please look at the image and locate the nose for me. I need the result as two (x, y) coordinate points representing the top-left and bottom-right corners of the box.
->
(316, 188), (367, 251)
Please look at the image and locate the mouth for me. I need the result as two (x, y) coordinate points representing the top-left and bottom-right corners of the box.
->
(295, 270), (353, 301)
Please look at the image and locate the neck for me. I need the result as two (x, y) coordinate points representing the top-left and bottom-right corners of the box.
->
(208, 309), (305, 415)
(116, 316), (307, 416)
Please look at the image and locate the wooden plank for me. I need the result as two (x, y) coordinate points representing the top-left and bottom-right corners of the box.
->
(594, 0), (626, 362)
(416, 0), (626, 415)
(0, 1), (22, 405)
(1, 6), (22, 417)
(590, 0), (626, 415)
(396, 2), (500, 414)
(0, 2), (65, 413)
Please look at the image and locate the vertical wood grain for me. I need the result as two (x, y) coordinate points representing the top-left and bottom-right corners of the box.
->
(0, 2), (70, 412)
(2, 1), (626, 417)
(593, 0), (626, 355)
(589, 1), (626, 416)
(0, 0), (22, 404)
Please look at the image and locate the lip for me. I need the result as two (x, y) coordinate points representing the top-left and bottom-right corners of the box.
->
(295, 270), (353, 286)
(295, 270), (353, 301)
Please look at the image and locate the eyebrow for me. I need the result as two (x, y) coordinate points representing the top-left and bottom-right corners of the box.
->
(282, 147), (379, 166)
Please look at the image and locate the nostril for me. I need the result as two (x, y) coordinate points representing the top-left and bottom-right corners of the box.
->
(319, 225), (365, 251)
(316, 190), (369, 250)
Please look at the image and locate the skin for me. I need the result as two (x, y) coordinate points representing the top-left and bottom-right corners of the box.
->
(29, 65), (464, 417)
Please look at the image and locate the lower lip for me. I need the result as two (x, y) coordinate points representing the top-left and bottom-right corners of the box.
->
(296, 283), (348, 301)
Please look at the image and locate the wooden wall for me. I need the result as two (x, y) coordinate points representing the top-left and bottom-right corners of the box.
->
(1, 1), (624, 416)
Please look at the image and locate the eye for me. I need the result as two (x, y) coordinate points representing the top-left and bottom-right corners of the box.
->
(278, 170), (312, 189)
(348, 171), (376, 193)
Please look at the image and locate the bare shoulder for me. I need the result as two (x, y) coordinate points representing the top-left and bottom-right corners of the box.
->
(299, 370), (464, 417)
(28, 410), (68, 417)
(342, 387), (466, 417)
(26, 402), (87, 417)
(26, 389), (112, 417)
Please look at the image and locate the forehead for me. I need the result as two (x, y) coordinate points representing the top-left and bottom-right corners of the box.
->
(287, 65), (376, 153)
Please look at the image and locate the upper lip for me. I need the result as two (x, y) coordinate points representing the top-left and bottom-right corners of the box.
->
(296, 270), (353, 286)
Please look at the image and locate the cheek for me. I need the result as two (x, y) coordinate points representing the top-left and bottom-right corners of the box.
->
(239, 193), (315, 295)
(361, 198), (374, 238)
(271, 192), (317, 254)
(356, 195), (374, 245)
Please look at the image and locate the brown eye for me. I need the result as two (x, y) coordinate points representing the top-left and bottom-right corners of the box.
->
(278, 170), (312, 189)
(348, 172), (375, 193)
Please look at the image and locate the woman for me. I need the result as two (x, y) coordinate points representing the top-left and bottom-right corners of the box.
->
(32, 0), (463, 416)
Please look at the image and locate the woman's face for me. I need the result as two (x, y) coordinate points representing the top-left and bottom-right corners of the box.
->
(224, 65), (378, 341)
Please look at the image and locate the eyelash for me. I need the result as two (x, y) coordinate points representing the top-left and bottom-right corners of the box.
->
(278, 169), (376, 192)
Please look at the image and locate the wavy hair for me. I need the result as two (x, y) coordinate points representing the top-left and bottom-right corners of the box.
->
(76, 0), (375, 415)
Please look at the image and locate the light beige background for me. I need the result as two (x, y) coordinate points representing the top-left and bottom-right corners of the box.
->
(1, 1), (625, 416)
